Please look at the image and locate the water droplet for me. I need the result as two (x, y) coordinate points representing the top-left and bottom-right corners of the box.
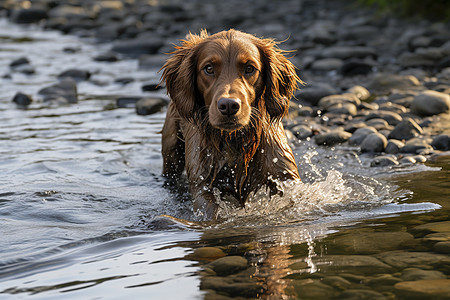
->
(273, 158), (278, 163)
(261, 149), (265, 154)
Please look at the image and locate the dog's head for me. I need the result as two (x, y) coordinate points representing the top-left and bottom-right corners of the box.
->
(161, 29), (301, 131)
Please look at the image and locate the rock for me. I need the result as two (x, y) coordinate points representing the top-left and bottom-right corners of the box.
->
(348, 127), (377, 145)
(340, 60), (374, 76)
(311, 58), (344, 71)
(12, 92), (32, 107)
(367, 274), (402, 285)
(385, 139), (405, 154)
(138, 54), (167, 69)
(318, 93), (361, 109)
(366, 111), (403, 126)
(401, 268), (447, 281)
(315, 130), (352, 146)
(327, 232), (414, 255)
(292, 280), (338, 299)
(399, 156), (416, 165)
(295, 83), (337, 106)
(322, 276), (351, 290)
(38, 78), (78, 104)
(291, 124), (313, 140)
(200, 276), (263, 298)
(313, 255), (393, 274)
(338, 289), (388, 300)
(370, 156), (399, 167)
(400, 138), (433, 154)
(358, 101), (379, 111)
(58, 69), (91, 82)
(142, 82), (165, 92)
(9, 57), (35, 74)
(112, 36), (164, 57)
(347, 85), (370, 101)
(388, 118), (423, 140)
(116, 97), (141, 108)
(410, 90), (450, 116)
(135, 97), (167, 115)
(394, 279), (450, 300)
(410, 221), (450, 237)
(93, 52), (120, 62)
(208, 256), (248, 276)
(187, 247), (226, 260)
(366, 74), (421, 95)
(320, 46), (377, 59)
(115, 77), (135, 85)
(434, 242), (450, 254)
(365, 118), (391, 130)
(289, 261), (309, 270)
(11, 8), (48, 24)
(376, 250), (450, 270)
(378, 102), (407, 114)
(431, 134), (450, 150)
(361, 133), (388, 153)
(413, 155), (427, 163)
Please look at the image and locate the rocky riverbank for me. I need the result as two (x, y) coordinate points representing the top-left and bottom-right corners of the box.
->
(2, 0), (449, 167)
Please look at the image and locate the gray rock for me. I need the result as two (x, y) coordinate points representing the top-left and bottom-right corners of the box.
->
(366, 111), (403, 125)
(38, 78), (78, 104)
(327, 103), (358, 115)
(135, 98), (167, 115)
(9, 56), (35, 74)
(413, 155), (427, 163)
(12, 92), (32, 107)
(361, 133), (388, 153)
(138, 54), (167, 70)
(11, 7), (48, 24)
(318, 93), (361, 110)
(295, 83), (337, 105)
(315, 130), (352, 146)
(58, 69), (91, 82)
(320, 46), (377, 59)
(400, 138), (433, 154)
(370, 156), (399, 167)
(385, 139), (405, 154)
(358, 101), (379, 111)
(341, 60), (374, 76)
(366, 74), (421, 95)
(379, 102), (407, 114)
(366, 118), (391, 130)
(348, 127), (377, 145)
(431, 134), (450, 150)
(388, 118), (423, 140)
(93, 52), (120, 62)
(291, 124), (313, 140)
(401, 268), (447, 281)
(311, 58), (344, 71)
(347, 85), (370, 101)
(208, 256), (248, 276)
(399, 156), (416, 165)
(411, 90), (450, 116)
(112, 36), (164, 57)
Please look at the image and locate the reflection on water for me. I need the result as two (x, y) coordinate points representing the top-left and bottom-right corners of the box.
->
(0, 20), (448, 299)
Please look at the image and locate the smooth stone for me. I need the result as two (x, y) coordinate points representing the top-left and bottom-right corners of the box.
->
(115, 77), (135, 85)
(292, 280), (338, 299)
(370, 156), (399, 167)
(58, 69), (91, 82)
(313, 255), (393, 273)
(12, 92), (32, 107)
(348, 127), (378, 145)
(411, 221), (450, 237)
(93, 52), (120, 62)
(291, 124), (313, 140)
(376, 250), (450, 270)
(315, 130), (352, 146)
(434, 242), (450, 254)
(200, 277), (262, 298)
(431, 134), (450, 150)
(378, 102), (407, 114)
(394, 279), (450, 300)
(327, 102), (358, 115)
(388, 118), (423, 140)
(112, 36), (164, 57)
(208, 256), (248, 276)
(399, 156), (416, 165)
(295, 83), (337, 105)
(322, 276), (351, 290)
(320, 46), (377, 59)
(311, 58), (344, 71)
(413, 155), (427, 163)
(411, 90), (450, 116)
(338, 289), (387, 300)
(360, 132), (388, 153)
(135, 98), (167, 115)
(365, 118), (391, 130)
(116, 97), (141, 108)
(347, 85), (370, 101)
(188, 247), (226, 260)
(366, 111), (403, 125)
(11, 8), (48, 24)
(9, 57), (30, 67)
(329, 232), (414, 255)
(401, 268), (447, 281)
(340, 60), (374, 76)
(358, 101), (379, 111)
(366, 74), (421, 95)
(138, 54), (167, 69)
(9, 57), (35, 74)
(385, 139), (405, 154)
(400, 138), (433, 154)
(366, 274), (402, 285)
(318, 93), (361, 109)
(423, 232), (450, 247)
(38, 78), (78, 104)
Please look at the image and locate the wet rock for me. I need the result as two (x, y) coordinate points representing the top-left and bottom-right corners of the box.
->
(116, 97), (141, 108)
(413, 155), (427, 163)
(320, 46), (377, 60)
(38, 78), (78, 104)
(431, 134), (450, 150)
(394, 279), (450, 300)
(370, 156), (399, 167)
(434, 242), (450, 254)
(292, 280), (338, 299)
(313, 255), (393, 274)
(388, 118), (423, 141)
(338, 289), (388, 300)
(410, 221), (450, 237)
(295, 83), (337, 106)
(318, 93), (361, 109)
(187, 247), (226, 261)
(9, 57), (35, 74)
(347, 85), (370, 101)
(93, 52), (120, 62)
(340, 60), (374, 76)
(366, 74), (421, 95)
(142, 82), (164, 92)
(208, 256), (248, 276)
(375, 250), (450, 270)
(366, 111), (403, 126)
(12, 92), (32, 107)
(135, 97), (167, 115)
(115, 77), (134, 85)
(400, 138), (433, 154)
(366, 274), (402, 286)
(289, 261), (309, 270)
(322, 276), (351, 290)
(410, 90), (450, 116)
(401, 268), (447, 281)
(379, 102), (407, 114)
(399, 156), (416, 165)
(348, 127), (378, 145)
(361, 132), (388, 153)
(200, 276), (263, 298)
(365, 118), (391, 131)
(311, 58), (343, 71)
(385, 139), (405, 154)
(358, 101), (379, 111)
(315, 130), (352, 146)
(58, 69), (91, 82)
(291, 124), (313, 140)
(138, 54), (167, 70)
(11, 8), (48, 24)
(112, 36), (164, 57)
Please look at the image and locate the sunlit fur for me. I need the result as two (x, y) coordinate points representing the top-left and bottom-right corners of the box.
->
(161, 29), (302, 219)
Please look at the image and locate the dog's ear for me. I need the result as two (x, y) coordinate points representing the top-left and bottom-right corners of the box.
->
(258, 39), (303, 121)
(161, 31), (208, 121)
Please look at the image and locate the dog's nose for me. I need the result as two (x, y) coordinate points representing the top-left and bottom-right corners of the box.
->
(217, 98), (241, 116)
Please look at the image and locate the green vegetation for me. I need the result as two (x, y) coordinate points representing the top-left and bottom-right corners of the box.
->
(358, 0), (450, 20)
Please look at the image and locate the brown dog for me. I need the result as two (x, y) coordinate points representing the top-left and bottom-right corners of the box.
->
(161, 29), (302, 219)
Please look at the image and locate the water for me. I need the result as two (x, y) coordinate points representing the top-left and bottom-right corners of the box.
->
(0, 20), (448, 299)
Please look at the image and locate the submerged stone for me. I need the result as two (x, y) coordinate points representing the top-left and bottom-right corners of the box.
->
(208, 256), (248, 276)
(394, 279), (450, 300)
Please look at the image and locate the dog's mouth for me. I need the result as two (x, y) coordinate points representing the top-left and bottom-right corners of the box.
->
(212, 116), (246, 131)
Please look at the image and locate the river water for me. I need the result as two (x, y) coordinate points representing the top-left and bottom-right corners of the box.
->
(0, 20), (448, 299)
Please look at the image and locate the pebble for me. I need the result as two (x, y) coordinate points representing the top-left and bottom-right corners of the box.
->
(360, 132), (388, 153)
(385, 139), (405, 154)
(315, 130), (352, 146)
(401, 268), (447, 281)
(388, 118), (423, 140)
(399, 156), (416, 165)
(37, 78), (78, 104)
(292, 280), (338, 299)
(338, 289), (387, 300)
(295, 83), (337, 105)
(340, 60), (374, 76)
(187, 247), (226, 261)
(411, 90), (450, 116)
(431, 134), (450, 150)
(9, 56), (35, 74)
(394, 279), (450, 300)
(410, 221), (450, 237)
(207, 256), (248, 276)
(433, 242), (450, 254)
(375, 250), (450, 270)
(58, 69), (91, 82)
(311, 58), (343, 72)
(12, 92), (33, 107)
(313, 255), (393, 274)
(135, 98), (167, 115)
(370, 156), (399, 167)
(347, 85), (370, 101)
(400, 137), (433, 154)
(291, 124), (313, 140)
(112, 36), (164, 57)
(348, 127), (377, 145)
(366, 74), (421, 94)
(366, 111), (403, 126)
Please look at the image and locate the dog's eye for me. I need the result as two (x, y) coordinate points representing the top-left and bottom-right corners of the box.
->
(204, 65), (214, 75)
(245, 65), (255, 74)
